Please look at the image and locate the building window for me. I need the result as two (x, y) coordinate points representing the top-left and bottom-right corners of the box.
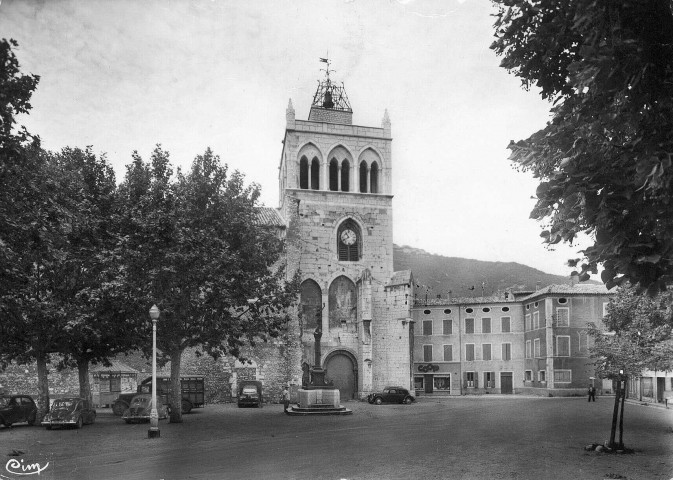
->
(556, 336), (570, 356)
(482, 344), (492, 361)
(466, 372), (475, 388)
(311, 158), (320, 189)
(341, 159), (350, 192)
(337, 219), (361, 261)
(502, 343), (511, 361)
(443, 308), (452, 314)
(443, 344), (453, 361)
(533, 311), (540, 330)
(525, 340), (531, 359)
(414, 376), (424, 391)
(465, 343), (475, 361)
(465, 318), (474, 334)
(534, 338), (540, 357)
(553, 370), (572, 383)
(329, 158), (339, 191)
(423, 344), (433, 362)
(558, 297), (567, 304)
(539, 370), (546, 382)
(525, 370), (532, 382)
(482, 307), (491, 313)
(525, 314), (531, 331)
(482, 317), (491, 334)
(502, 306), (510, 312)
(556, 307), (569, 327)
(434, 376), (451, 391)
(465, 308), (474, 314)
(443, 319), (453, 335)
(501, 316), (510, 333)
(370, 161), (379, 193)
(422, 320), (433, 336)
(299, 156), (309, 189)
(359, 161), (368, 193)
(484, 372), (494, 388)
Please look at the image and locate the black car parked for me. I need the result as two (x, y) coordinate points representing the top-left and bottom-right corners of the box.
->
(0, 395), (37, 427)
(367, 386), (415, 405)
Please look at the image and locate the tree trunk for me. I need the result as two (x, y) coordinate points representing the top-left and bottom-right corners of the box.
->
(618, 378), (627, 449)
(608, 378), (621, 448)
(169, 349), (183, 423)
(35, 354), (50, 421)
(77, 358), (93, 404)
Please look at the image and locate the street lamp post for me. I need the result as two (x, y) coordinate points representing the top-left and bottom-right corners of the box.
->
(148, 304), (160, 439)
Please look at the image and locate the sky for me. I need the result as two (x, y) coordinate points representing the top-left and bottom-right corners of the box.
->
(0, 0), (592, 277)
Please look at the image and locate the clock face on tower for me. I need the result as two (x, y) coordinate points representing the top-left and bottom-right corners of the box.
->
(340, 229), (357, 246)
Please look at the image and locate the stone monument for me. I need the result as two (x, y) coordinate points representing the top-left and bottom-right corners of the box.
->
(287, 323), (352, 416)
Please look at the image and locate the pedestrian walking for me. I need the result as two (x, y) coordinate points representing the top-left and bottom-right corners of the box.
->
(282, 386), (290, 413)
(588, 384), (596, 402)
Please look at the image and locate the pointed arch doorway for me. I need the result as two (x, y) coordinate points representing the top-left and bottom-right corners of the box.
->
(324, 350), (358, 400)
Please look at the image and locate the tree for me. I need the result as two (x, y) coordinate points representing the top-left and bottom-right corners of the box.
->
(588, 285), (673, 449)
(0, 39), (68, 419)
(48, 147), (140, 403)
(116, 146), (299, 422)
(491, 1), (673, 294)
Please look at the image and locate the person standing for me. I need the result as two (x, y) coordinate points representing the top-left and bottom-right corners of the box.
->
(282, 386), (290, 413)
(588, 384), (596, 402)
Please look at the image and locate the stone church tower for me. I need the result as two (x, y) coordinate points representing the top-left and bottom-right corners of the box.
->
(277, 65), (414, 399)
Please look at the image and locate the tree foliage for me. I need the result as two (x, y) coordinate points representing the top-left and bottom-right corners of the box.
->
(588, 284), (673, 447)
(116, 146), (300, 422)
(491, 0), (673, 294)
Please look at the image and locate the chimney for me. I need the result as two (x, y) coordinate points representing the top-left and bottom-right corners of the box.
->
(447, 290), (452, 302)
(535, 281), (541, 291)
(570, 271), (579, 286)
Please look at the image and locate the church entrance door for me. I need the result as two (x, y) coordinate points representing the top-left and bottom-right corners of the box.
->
(325, 352), (357, 400)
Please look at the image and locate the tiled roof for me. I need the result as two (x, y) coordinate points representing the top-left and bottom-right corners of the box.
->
(388, 270), (413, 287)
(90, 360), (139, 374)
(414, 294), (512, 307)
(255, 207), (285, 227)
(520, 283), (613, 301)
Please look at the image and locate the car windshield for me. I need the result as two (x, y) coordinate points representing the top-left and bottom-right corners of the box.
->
(0, 397), (10, 408)
(53, 399), (76, 408)
(131, 397), (150, 406)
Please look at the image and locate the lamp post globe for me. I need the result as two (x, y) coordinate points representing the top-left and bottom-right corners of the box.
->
(148, 304), (160, 438)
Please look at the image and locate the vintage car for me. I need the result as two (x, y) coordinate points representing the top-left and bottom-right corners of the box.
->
(111, 393), (138, 416)
(367, 386), (415, 405)
(41, 397), (96, 429)
(122, 394), (168, 423)
(237, 380), (263, 408)
(0, 394), (37, 427)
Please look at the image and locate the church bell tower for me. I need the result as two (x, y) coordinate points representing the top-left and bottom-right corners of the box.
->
(279, 59), (413, 399)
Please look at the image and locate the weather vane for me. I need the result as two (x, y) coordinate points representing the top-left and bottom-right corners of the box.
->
(319, 54), (335, 82)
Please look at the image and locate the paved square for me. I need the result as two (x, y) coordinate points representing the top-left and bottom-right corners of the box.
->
(1, 396), (672, 479)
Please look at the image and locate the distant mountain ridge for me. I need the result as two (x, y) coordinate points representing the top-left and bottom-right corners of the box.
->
(392, 244), (597, 300)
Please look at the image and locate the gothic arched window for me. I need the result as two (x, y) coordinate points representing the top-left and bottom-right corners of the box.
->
(370, 161), (379, 194)
(359, 161), (368, 193)
(341, 160), (350, 192)
(329, 158), (339, 191)
(299, 156), (309, 189)
(337, 219), (361, 261)
(310, 157), (320, 190)
(300, 279), (322, 332)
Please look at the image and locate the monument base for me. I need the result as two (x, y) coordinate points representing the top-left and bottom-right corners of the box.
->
(286, 388), (352, 416)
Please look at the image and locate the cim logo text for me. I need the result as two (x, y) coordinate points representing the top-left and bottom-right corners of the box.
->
(5, 459), (49, 476)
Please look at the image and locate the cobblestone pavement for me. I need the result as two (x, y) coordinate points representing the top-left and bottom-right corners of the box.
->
(1, 396), (672, 480)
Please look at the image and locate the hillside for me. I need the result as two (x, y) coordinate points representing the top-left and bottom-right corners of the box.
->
(393, 244), (595, 300)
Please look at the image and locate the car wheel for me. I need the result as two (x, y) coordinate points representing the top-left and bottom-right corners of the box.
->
(181, 400), (192, 414)
(374, 397), (383, 405)
(75, 416), (83, 429)
(112, 402), (127, 416)
(89, 412), (96, 424)
(27, 411), (36, 425)
(403, 397), (413, 405)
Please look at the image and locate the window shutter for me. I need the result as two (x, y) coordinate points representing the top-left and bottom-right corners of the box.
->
(491, 372), (495, 388)
(474, 374), (479, 389)
(463, 371), (467, 389)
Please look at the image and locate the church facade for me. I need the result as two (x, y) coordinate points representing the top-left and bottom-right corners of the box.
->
(268, 71), (415, 399)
